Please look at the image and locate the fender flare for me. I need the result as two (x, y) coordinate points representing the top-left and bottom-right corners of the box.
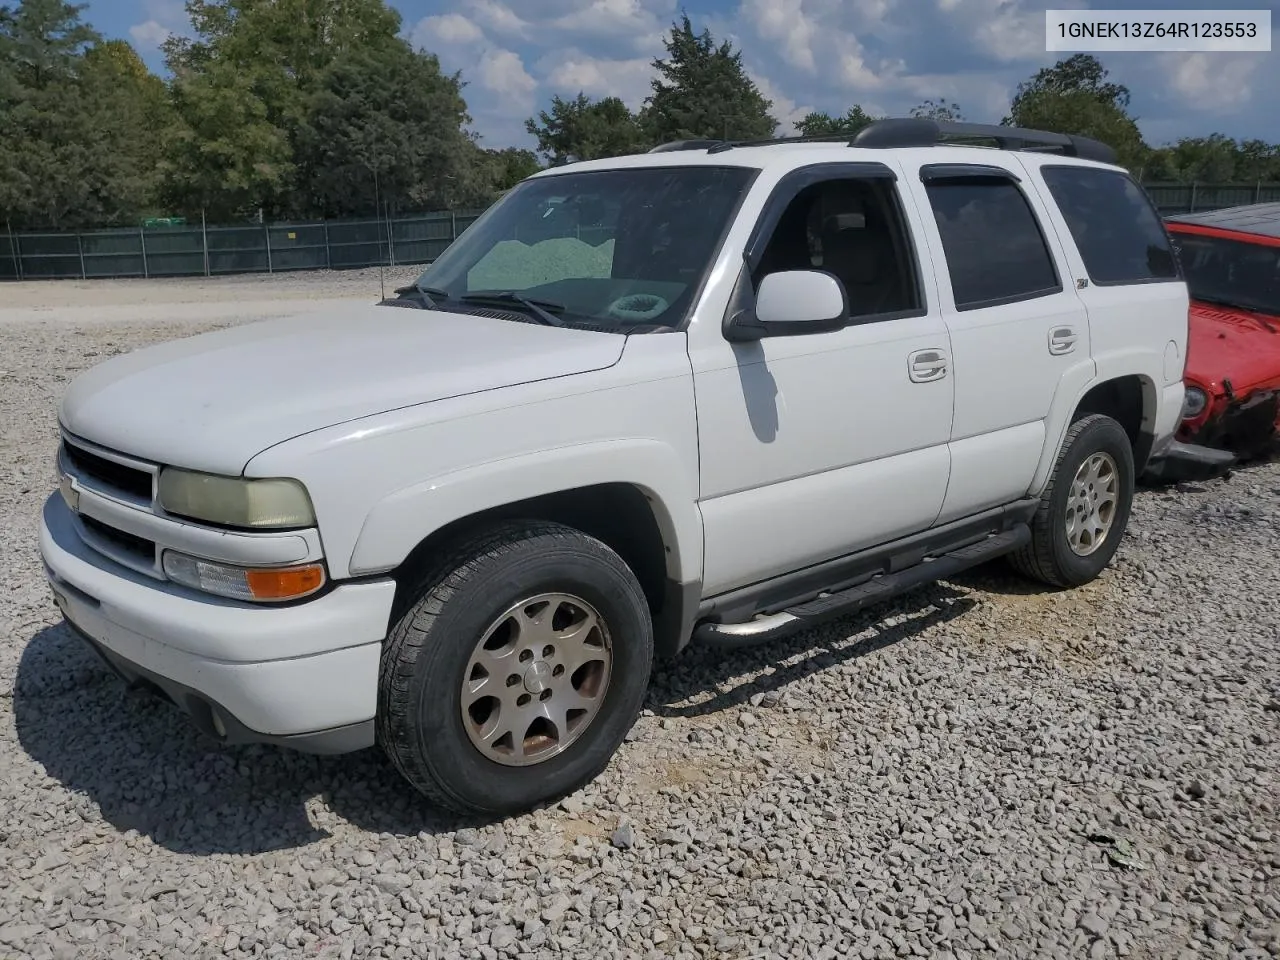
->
(347, 438), (702, 581)
(1028, 351), (1160, 495)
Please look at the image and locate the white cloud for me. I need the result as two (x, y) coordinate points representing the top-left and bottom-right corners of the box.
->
(479, 48), (539, 106)
(751, 72), (814, 134)
(412, 13), (485, 47)
(740, 0), (817, 73)
(542, 53), (655, 109)
(466, 0), (532, 38)
(128, 0), (186, 53)
(129, 20), (172, 51)
(1160, 52), (1264, 113)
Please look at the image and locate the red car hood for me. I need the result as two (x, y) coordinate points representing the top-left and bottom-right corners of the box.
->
(1185, 301), (1280, 395)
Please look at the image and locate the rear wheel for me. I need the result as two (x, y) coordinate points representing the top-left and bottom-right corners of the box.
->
(377, 520), (653, 817)
(1010, 413), (1135, 588)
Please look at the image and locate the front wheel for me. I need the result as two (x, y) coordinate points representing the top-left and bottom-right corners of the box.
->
(1010, 413), (1135, 588)
(377, 520), (653, 817)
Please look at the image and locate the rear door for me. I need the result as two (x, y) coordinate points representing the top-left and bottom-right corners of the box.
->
(900, 157), (1092, 524)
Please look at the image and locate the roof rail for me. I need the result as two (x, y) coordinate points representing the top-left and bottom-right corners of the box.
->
(850, 118), (1118, 165)
(648, 139), (724, 153)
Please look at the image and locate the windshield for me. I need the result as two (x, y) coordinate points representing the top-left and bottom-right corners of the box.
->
(414, 165), (757, 330)
(1170, 229), (1280, 317)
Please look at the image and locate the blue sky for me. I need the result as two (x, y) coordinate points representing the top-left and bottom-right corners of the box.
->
(89, 0), (1280, 152)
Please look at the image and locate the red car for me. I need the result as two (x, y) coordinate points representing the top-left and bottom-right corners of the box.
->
(1164, 203), (1280, 465)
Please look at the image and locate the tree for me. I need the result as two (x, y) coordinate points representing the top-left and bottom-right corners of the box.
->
(794, 105), (878, 137)
(1005, 55), (1146, 170)
(525, 93), (649, 165)
(163, 0), (483, 218)
(1006, 54), (1130, 120)
(642, 14), (775, 144)
(1, 1), (171, 227)
(485, 147), (541, 190)
(294, 44), (478, 216)
(910, 99), (963, 122)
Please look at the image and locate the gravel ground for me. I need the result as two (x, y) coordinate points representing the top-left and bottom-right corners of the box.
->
(1, 273), (1278, 960)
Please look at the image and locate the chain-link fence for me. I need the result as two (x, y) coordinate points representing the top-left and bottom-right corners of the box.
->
(4, 184), (1280, 282)
(1, 209), (485, 282)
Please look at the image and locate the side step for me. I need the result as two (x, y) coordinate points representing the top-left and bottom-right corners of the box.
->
(693, 524), (1030, 648)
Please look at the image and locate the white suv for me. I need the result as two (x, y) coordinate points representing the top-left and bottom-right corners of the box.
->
(41, 119), (1193, 817)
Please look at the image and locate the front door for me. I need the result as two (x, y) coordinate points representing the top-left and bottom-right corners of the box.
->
(690, 164), (956, 596)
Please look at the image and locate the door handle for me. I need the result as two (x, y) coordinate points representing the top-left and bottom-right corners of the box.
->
(908, 349), (947, 383)
(1048, 326), (1078, 355)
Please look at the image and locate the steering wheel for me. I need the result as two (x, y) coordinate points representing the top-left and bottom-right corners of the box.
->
(604, 293), (670, 322)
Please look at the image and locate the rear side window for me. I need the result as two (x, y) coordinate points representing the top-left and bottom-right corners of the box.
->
(924, 177), (1062, 311)
(1040, 166), (1179, 285)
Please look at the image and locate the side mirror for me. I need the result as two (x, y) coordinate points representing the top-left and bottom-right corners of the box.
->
(725, 269), (849, 342)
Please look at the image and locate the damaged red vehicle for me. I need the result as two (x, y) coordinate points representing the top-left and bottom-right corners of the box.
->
(1164, 203), (1280, 463)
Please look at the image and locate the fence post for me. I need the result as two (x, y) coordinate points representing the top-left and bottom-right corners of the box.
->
(264, 222), (273, 274)
(6, 221), (20, 281)
(451, 211), (457, 242)
(1189, 182), (1198, 213)
(77, 232), (86, 280)
(387, 203), (395, 266)
(202, 208), (210, 277)
(1257, 181), (1263, 204)
(140, 226), (149, 278)
(323, 220), (331, 269)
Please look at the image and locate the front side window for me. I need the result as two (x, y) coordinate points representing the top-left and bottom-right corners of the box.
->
(753, 176), (922, 319)
(1040, 165), (1179, 285)
(924, 176), (1061, 311)
(414, 165), (757, 331)
(1169, 230), (1280, 317)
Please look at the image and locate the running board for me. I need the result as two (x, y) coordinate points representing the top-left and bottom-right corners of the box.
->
(693, 524), (1030, 648)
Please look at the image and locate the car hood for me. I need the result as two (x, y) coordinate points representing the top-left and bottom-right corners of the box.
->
(1186, 300), (1280, 395)
(59, 302), (626, 474)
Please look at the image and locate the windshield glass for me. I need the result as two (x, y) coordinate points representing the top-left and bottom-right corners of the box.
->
(1170, 229), (1280, 317)
(415, 165), (757, 330)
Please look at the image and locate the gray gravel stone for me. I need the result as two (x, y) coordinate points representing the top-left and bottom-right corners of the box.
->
(1, 279), (1278, 960)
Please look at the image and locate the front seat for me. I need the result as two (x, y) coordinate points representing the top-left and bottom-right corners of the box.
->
(820, 208), (897, 317)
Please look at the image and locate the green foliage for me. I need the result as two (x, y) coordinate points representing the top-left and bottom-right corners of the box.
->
(910, 99), (963, 122)
(525, 94), (650, 165)
(485, 147), (542, 190)
(795, 106), (878, 137)
(644, 13), (776, 143)
(1004, 55), (1146, 169)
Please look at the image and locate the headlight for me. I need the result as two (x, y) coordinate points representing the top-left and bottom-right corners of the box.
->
(157, 468), (315, 529)
(162, 551), (326, 602)
(1181, 386), (1208, 420)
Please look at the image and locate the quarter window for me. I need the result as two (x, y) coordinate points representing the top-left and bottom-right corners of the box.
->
(924, 176), (1061, 311)
(1040, 166), (1179, 285)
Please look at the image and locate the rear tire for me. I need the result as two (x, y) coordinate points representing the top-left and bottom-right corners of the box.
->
(1010, 413), (1135, 588)
(377, 520), (653, 817)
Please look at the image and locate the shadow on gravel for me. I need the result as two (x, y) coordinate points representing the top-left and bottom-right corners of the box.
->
(13, 622), (479, 856)
(647, 582), (978, 718)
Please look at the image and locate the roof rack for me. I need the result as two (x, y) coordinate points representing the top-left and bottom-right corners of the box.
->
(850, 118), (1118, 164)
(645, 118), (1118, 165)
(648, 139), (724, 153)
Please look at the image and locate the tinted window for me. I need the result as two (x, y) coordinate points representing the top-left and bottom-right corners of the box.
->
(1040, 166), (1179, 284)
(1169, 230), (1280, 317)
(925, 177), (1061, 310)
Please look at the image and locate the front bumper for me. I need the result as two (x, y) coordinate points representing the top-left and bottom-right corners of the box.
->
(39, 493), (397, 753)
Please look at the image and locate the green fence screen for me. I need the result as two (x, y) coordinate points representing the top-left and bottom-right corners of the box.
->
(4, 184), (1279, 283)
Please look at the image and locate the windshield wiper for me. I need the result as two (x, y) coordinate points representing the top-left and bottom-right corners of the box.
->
(460, 291), (567, 327)
(388, 283), (450, 309)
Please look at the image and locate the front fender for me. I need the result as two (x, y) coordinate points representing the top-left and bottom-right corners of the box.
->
(347, 438), (703, 581)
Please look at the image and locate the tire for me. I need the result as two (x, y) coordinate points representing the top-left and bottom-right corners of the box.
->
(1010, 413), (1135, 589)
(376, 520), (653, 817)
